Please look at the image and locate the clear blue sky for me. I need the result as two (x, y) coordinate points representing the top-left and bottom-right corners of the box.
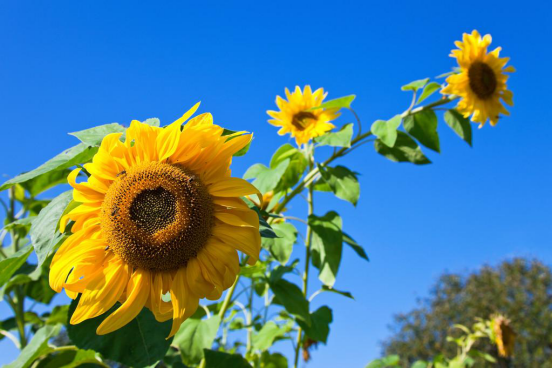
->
(0, 1), (551, 367)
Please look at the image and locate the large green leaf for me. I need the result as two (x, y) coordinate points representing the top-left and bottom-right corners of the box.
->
(444, 109), (472, 146)
(252, 321), (289, 351)
(309, 212), (343, 287)
(320, 285), (354, 300)
(243, 160), (289, 194)
(317, 165), (360, 206)
(30, 191), (73, 266)
(21, 169), (71, 197)
(6, 324), (61, 368)
(0, 246), (32, 289)
(270, 279), (310, 325)
(401, 78), (429, 92)
(34, 348), (103, 368)
(262, 222), (297, 265)
(204, 350), (252, 368)
(371, 116), (401, 148)
(0, 144), (98, 192)
(259, 351), (288, 368)
(343, 232), (369, 261)
(403, 110), (440, 152)
(69, 123), (125, 146)
(67, 297), (173, 368)
(416, 82), (442, 104)
(374, 132), (431, 165)
(174, 316), (221, 364)
(314, 123), (354, 148)
(296, 306), (333, 343)
(270, 144), (308, 191)
(309, 95), (356, 111)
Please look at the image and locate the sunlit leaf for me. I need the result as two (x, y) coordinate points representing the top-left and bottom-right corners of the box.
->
(309, 211), (343, 287)
(30, 191), (73, 266)
(5, 324), (61, 368)
(314, 123), (354, 148)
(370, 115), (401, 148)
(401, 78), (429, 92)
(416, 82), (442, 104)
(252, 321), (289, 351)
(296, 306), (333, 344)
(0, 144), (98, 192)
(403, 110), (440, 152)
(262, 222), (297, 265)
(0, 246), (32, 289)
(317, 165), (360, 206)
(309, 95), (356, 111)
(243, 160), (289, 194)
(174, 316), (221, 364)
(69, 123), (125, 146)
(374, 132), (431, 165)
(444, 109), (472, 146)
(270, 144), (308, 191)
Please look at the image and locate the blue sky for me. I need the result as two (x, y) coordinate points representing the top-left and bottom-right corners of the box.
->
(0, 1), (551, 366)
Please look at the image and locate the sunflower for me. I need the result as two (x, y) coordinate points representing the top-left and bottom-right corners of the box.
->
(49, 103), (262, 338)
(441, 30), (515, 127)
(267, 85), (340, 146)
(492, 315), (516, 358)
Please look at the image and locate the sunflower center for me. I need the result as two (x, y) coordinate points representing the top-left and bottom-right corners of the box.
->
(468, 61), (497, 99)
(101, 162), (213, 271)
(291, 111), (317, 131)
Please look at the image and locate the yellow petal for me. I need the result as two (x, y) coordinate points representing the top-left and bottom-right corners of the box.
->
(97, 268), (151, 334)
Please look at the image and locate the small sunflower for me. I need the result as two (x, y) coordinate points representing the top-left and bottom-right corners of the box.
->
(267, 86), (340, 146)
(441, 30), (515, 127)
(492, 315), (516, 358)
(49, 103), (261, 338)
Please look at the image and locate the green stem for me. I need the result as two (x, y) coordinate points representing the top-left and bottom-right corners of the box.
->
(293, 161), (315, 368)
(198, 275), (241, 368)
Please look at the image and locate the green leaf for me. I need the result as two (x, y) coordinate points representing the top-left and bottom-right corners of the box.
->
(321, 285), (354, 300)
(317, 165), (360, 206)
(260, 351), (288, 368)
(243, 160), (289, 194)
(262, 222), (297, 265)
(403, 110), (440, 152)
(142, 118), (160, 127)
(30, 191), (73, 266)
(242, 199), (277, 239)
(370, 116), (401, 148)
(297, 306), (333, 343)
(0, 246), (32, 289)
(270, 279), (310, 325)
(6, 324), (61, 368)
(44, 305), (70, 326)
(21, 169), (70, 198)
(34, 348), (103, 368)
(401, 78), (429, 92)
(0, 144), (98, 192)
(252, 321), (289, 351)
(417, 82), (442, 104)
(174, 316), (221, 364)
(309, 211), (343, 287)
(343, 232), (369, 261)
(69, 123), (125, 146)
(309, 95), (356, 111)
(444, 109), (472, 146)
(268, 263), (297, 284)
(374, 132), (431, 165)
(270, 144), (308, 191)
(411, 361), (429, 368)
(314, 123), (354, 148)
(67, 296), (173, 368)
(366, 355), (401, 368)
(203, 350), (252, 368)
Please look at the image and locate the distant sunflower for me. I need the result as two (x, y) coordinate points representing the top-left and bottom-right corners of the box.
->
(492, 315), (516, 358)
(442, 30), (515, 127)
(49, 103), (261, 338)
(267, 86), (340, 146)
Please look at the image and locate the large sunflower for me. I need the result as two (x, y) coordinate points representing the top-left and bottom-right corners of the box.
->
(49, 103), (261, 338)
(441, 30), (515, 127)
(267, 85), (340, 146)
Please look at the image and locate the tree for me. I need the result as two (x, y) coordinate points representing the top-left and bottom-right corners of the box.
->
(382, 258), (552, 368)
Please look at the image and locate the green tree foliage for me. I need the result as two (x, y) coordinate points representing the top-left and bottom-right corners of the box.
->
(382, 258), (552, 367)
